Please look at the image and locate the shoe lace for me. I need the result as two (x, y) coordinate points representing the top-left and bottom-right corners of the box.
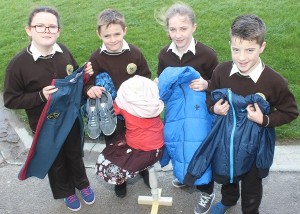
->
(90, 116), (97, 126)
(81, 187), (92, 197)
(66, 195), (78, 203)
(88, 108), (98, 127)
(99, 104), (116, 122)
(99, 104), (109, 118)
(198, 194), (211, 207)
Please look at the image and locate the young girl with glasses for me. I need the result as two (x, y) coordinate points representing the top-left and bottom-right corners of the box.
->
(3, 6), (95, 212)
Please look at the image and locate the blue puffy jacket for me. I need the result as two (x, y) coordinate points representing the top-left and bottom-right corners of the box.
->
(184, 88), (275, 185)
(158, 66), (213, 185)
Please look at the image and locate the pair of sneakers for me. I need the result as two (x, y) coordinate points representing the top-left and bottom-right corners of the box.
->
(86, 91), (117, 139)
(194, 192), (215, 214)
(172, 178), (215, 214)
(64, 186), (95, 212)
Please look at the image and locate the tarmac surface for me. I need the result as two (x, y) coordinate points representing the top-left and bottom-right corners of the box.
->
(0, 93), (299, 214)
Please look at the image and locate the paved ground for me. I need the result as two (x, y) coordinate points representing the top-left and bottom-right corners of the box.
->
(0, 93), (299, 214)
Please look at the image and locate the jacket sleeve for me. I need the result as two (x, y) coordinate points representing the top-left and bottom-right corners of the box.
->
(256, 127), (276, 178)
(159, 146), (171, 167)
(184, 117), (222, 186)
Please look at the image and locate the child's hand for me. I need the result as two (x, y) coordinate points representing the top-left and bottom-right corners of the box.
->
(214, 99), (230, 115)
(87, 86), (106, 99)
(117, 140), (127, 146)
(246, 103), (263, 124)
(42, 85), (58, 100)
(189, 77), (208, 91)
(84, 62), (94, 76)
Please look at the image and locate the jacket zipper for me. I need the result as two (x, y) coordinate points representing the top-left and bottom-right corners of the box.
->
(228, 89), (236, 183)
(179, 84), (186, 175)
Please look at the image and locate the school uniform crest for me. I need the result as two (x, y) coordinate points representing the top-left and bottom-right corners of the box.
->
(126, 63), (137, 74)
(256, 92), (266, 100)
(47, 112), (60, 120)
(66, 64), (74, 75)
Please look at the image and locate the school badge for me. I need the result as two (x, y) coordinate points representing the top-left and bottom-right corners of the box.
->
(66, 64), (74, 75)
(47, 112), (60, 120)
(127, 63), (137, 74)
(256, 92), (266, 100)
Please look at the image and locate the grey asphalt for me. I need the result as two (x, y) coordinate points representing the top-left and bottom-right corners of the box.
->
(0, 94), (299, 214)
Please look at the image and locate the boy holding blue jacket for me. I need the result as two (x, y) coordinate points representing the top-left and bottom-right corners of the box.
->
(185, 14), (298, 214)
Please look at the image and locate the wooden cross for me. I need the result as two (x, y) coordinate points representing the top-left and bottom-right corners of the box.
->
(138, 167), (173, 214)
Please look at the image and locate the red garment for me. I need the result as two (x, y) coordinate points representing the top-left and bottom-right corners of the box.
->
(113, 102), (164, 151)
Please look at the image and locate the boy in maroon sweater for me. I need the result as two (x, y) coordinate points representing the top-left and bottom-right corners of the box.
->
(83, 9), (151, 198)
(208, 14), (299, 214)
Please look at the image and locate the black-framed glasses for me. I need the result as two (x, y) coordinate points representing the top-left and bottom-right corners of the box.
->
(30, 25), (60, 34)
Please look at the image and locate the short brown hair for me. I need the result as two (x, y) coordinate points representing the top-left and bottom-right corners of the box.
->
(230, 14), (266, 46)
(97, 9), (125, 33)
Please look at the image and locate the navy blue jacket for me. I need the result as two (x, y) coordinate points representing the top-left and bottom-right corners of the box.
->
(184, 88), (275, 185)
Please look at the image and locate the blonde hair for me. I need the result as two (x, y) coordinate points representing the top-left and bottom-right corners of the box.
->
(97, 9), (125, 33)
(154, 2), (196, 30)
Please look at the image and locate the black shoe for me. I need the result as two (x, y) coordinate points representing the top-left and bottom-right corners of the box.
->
(115, 182), (127, 198)
(139, 170), (150, 188)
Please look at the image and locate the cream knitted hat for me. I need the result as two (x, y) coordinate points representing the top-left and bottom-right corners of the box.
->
(115, 75), (164, 118)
